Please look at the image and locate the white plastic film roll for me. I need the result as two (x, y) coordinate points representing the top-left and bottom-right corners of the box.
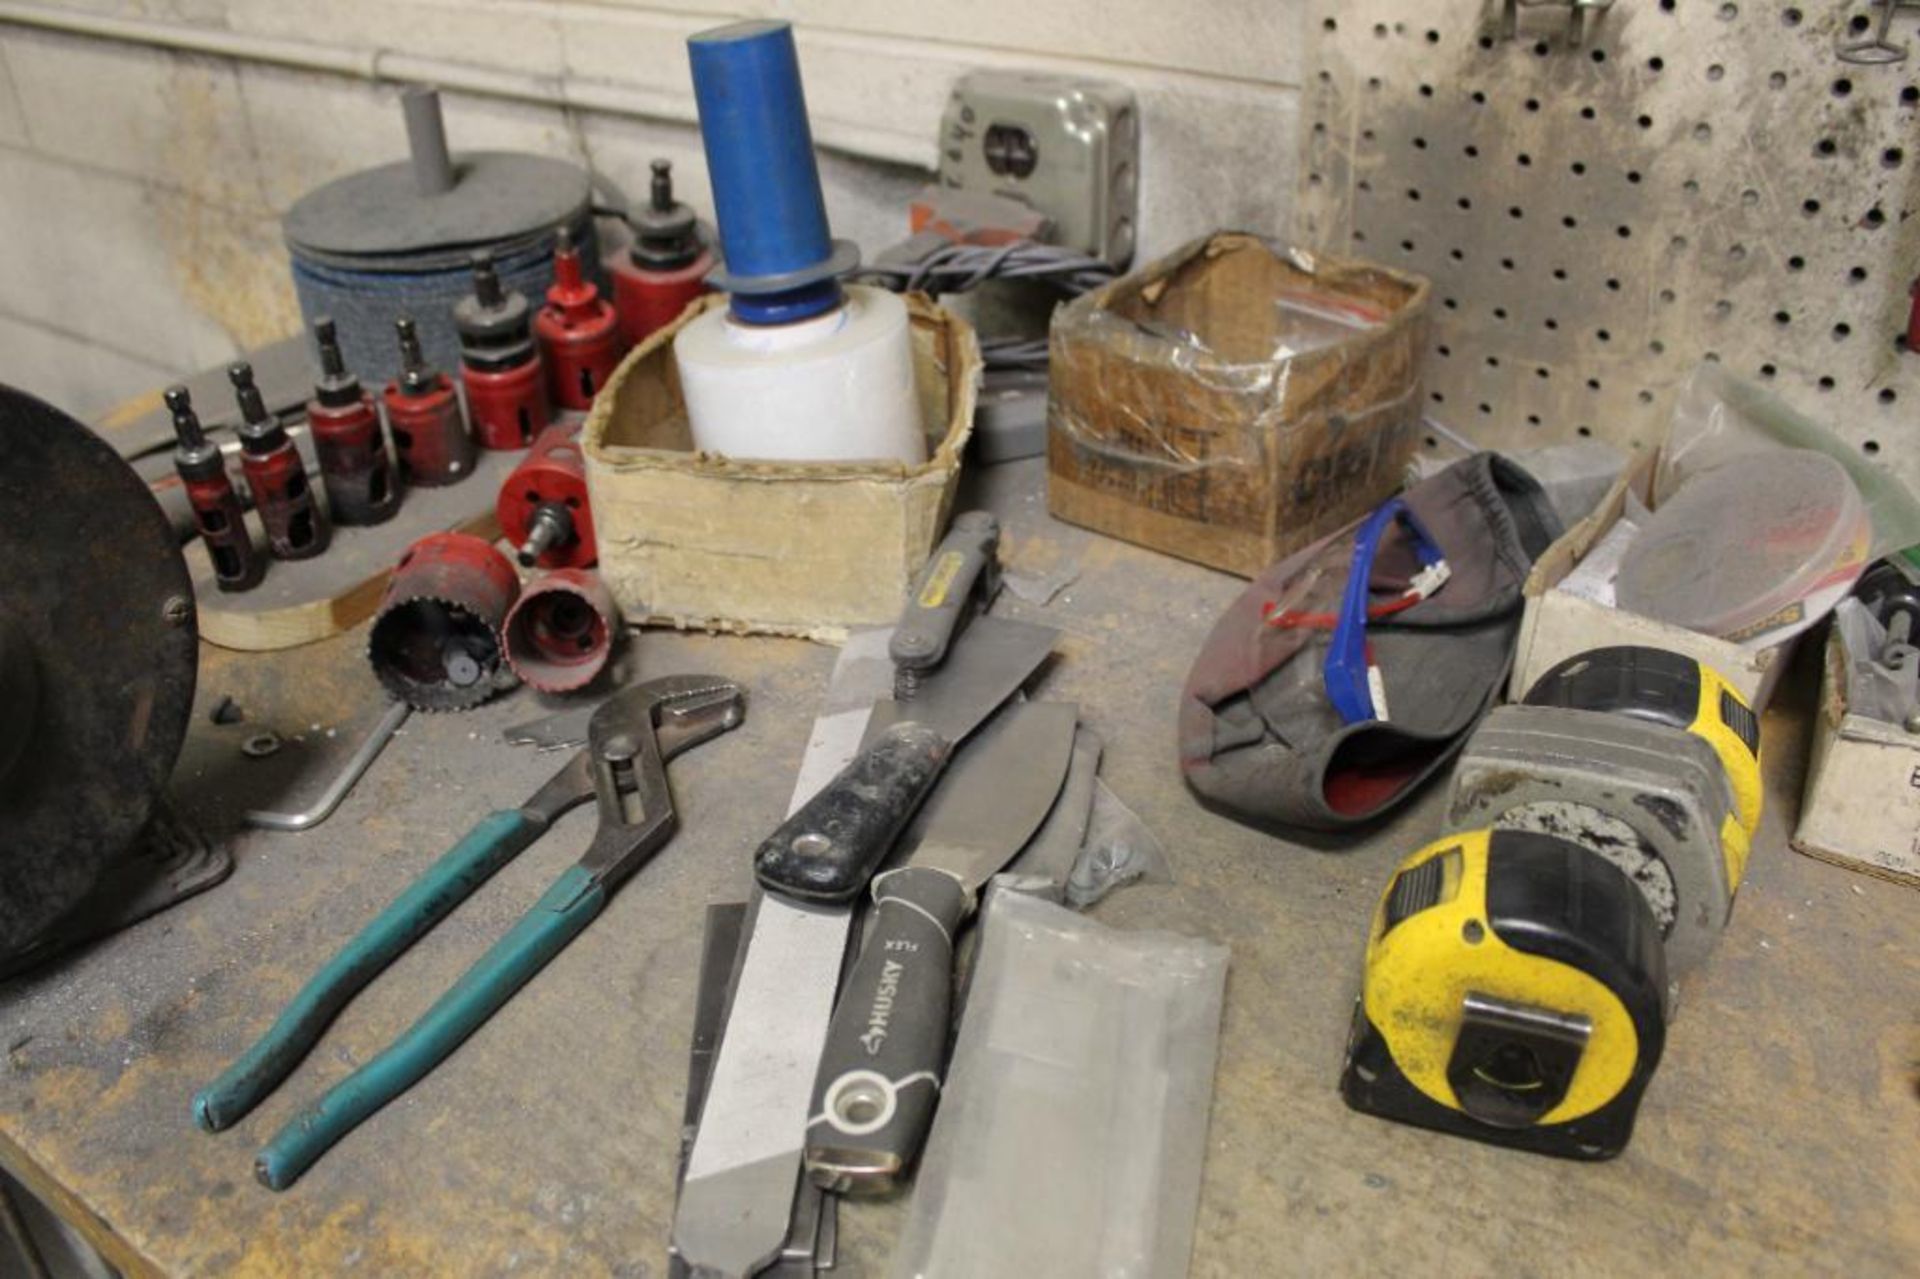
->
(674, 284), (926, 465)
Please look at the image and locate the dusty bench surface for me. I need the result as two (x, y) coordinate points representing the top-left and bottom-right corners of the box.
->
(2, 458), (1914, 1276)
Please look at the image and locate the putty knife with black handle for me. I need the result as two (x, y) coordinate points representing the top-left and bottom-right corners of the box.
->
(801, 700), (1079, 1194)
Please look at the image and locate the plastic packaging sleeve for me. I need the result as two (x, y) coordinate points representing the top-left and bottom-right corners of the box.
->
(888, 888), (1229, 1279)
(1656, 362), (1920, 563)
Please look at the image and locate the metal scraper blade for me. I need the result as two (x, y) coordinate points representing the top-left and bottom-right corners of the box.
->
(863, 615), (1060, 748)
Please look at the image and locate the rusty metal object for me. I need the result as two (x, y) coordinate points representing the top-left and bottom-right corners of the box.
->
(367, 532), (521, 711)
(503, 569), (619, 693)
(0, 386), (201, 956)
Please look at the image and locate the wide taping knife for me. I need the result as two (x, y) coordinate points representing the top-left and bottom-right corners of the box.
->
(804, 699), (1078, 1195)
(674, 514), (1058, 1277)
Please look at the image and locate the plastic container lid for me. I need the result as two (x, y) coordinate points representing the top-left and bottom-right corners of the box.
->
(1617, 449), (1870, 645)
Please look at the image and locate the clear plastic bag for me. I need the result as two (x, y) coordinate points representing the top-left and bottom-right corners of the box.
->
(889, 889), (1228, 1279)
(1657, 363), (1920, 562)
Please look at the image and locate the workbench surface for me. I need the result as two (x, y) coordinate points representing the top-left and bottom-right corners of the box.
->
(3, 458), (1914, 1277)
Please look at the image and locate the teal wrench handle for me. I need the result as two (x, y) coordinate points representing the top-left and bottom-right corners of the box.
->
(193, 809), (545, 1133)
(253, 865), (607, 1190)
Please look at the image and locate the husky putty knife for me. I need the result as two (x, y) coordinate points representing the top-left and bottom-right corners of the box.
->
(804, 699), (1078, 1195)
(673, 614), (1057, 1276)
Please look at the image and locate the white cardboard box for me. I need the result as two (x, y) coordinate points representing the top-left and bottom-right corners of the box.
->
(1793, 624), (1920, 886)
(1509, 454), (1791, 708)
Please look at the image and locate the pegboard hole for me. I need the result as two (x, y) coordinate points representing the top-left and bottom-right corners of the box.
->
(1563, 215), (1580, 229)
(1616, 225), (1633, 240)
(1419, 83), (1435, 98)
(1760, 363), (1778, 378)
(1649, 340), (1667, 355)
(1596, 330), (1612, 343)
(1816, 138), (1838, 157)
(1773, 310), (1793, 326)
(1903, 86), (1919, 106)
(1591, 49), (1608, 64)
(1478, 403), (1493, 416)
(1648, 56), (1665, 72)
(1407, 188), (1422, 201)
(1553, 268), (1569, 281)
(1372, 22), (1388, 37)
(1425, 28), (1441, 44)
(1788, 255), (1806, 271)
(1741, 188), (1761, 206)
(1659, 0), (1676, 11)
(1693, 122), (1713, 142)
(1885, 148), (1906, 169)
(1486, 355), (1501, 368)
(1471, 90), (1488, 105)
(1714, 300), (1734, 318)
(1443, 297), (1459, 310)
(1571, 161), (1588, 176)
(1534, 41), (1551, 57)
(1525, 98), (1542, 113)
(1493, 307), (1510, 320)
(1834, 322), (1853, 340)
(1438, 344), (1453, 357)
(1413, 136), (1428, 149)
(1457, 196), (1474, 211)
(1850, 265), (1869, 282)
(1400, 239), (1415, 253)
(1728, 244), (1749, 262)
(1353, 229), (1366, 243)
(1357, 179), (1374, 193)
(1781, 6), (1802, 25)
(1850, 13), (1873, 33)
(1803, 199), (1821, 216)
(1577, 425), (1594, 437)
(1637, 114), (1654, 130)
(1465, 144), (1481, 158)
(1535, 367), (1550, 380)
(1580, 105), (1598, 121)
(1769, 71), (1788, 90)
(1637, 390), (1656, 405)
(1430, 391), (1446, 404)
(1517, 153), (1533, 167)
(1865, 440), (1882, 455)
(1450, 248), (1466, 262)
(1528, 414), (1543, 426)
(1501, 257), (1516, 271)
(1717, 3), (1739, 19)
(1659, 288), (1677, 303)
(1587, 378), (1602, 391)
(1605, 278), (1622, 292)
(1627, 170), (1644, 184)
(1880, 388), (1899, 405)
(1544, 317), (1560, 331)
(1865, 206), (1888, 228)
(1509, 206), (1524, 220)
(1834, 78), (1854, 98)
(1323, 16), (1337, 31)
(1818, 376), (1836, 392)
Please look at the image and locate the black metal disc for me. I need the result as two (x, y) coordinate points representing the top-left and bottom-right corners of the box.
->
(0, 386), (198, 954)
(283, 151), (592, 270)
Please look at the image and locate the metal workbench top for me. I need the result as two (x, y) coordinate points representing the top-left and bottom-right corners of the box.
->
(1, 457), (1913, 1276)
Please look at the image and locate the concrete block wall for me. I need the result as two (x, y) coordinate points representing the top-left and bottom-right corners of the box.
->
(0, 1), (1306, 422)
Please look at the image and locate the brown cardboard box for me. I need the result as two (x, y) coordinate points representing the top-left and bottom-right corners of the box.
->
(1047, 233), (1429, 577)
(581, 293), (980, 640)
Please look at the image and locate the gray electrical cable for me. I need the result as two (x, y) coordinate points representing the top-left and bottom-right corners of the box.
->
(858, 239), (1118, 372)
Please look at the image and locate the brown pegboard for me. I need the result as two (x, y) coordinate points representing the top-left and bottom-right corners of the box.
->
(1296, 1), (1920, 493)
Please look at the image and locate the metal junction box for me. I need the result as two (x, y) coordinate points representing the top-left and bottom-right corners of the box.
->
(939, 71), (1139, 266)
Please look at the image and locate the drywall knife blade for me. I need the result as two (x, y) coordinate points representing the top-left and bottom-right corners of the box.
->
(803, 700), (1078, 1195)
(673, 617), (1056, 1277)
